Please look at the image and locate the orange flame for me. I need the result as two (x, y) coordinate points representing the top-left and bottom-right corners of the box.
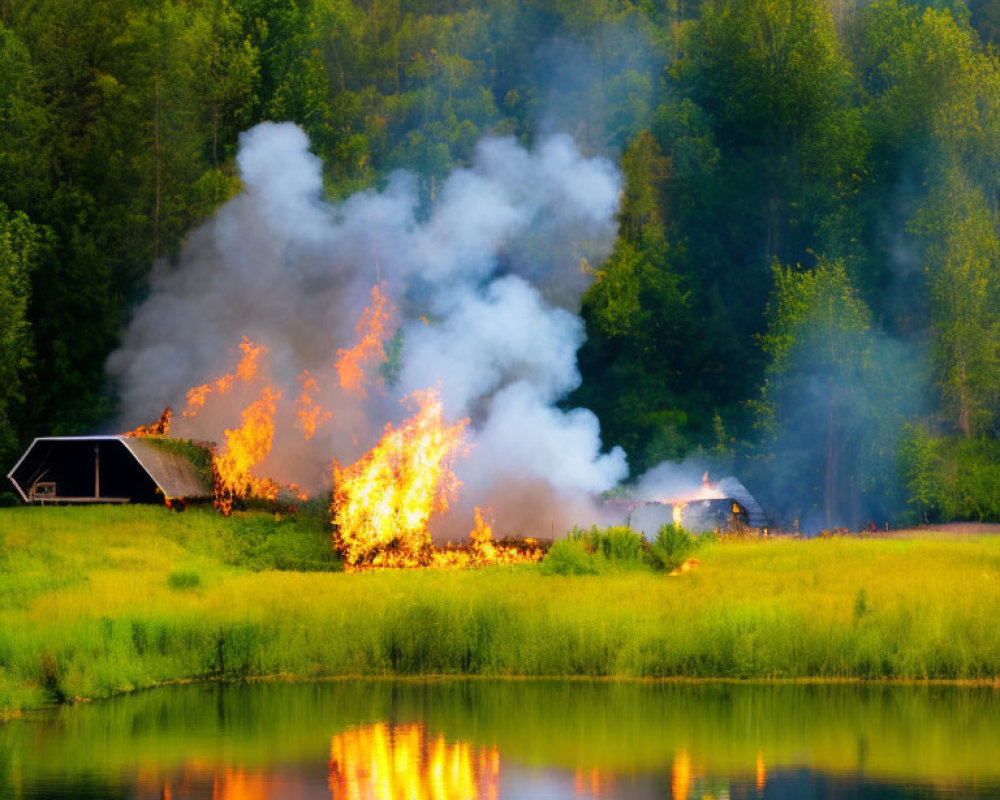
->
(431, 507), (544, 568)
(332, 389), (467, 569)
(184, 336), (267, 417)
(296, 369), (332, 440)
(328, 723), (499, 800)
(123, 407), (172, 437)
(331, 389), (543, 570)
(213, 386), (282, 515)
(336, 283), (393, 396)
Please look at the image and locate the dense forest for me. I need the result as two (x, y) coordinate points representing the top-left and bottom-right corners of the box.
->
(1, 0), (999, 528)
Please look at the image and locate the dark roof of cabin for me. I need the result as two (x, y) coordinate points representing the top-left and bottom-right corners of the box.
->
(7, 436), (212, 502)
(716, 477), (769, 527)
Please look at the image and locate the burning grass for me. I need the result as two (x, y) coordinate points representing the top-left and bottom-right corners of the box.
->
(332, 389), (465, 569)
(331, 389), (544, 571)
(120, 346), (542, 572)
(2, 507), (1000, 714)
(120, 310), (543, 570)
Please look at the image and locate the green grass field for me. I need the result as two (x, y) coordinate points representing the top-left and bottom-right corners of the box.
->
(1, 505), (999, 715)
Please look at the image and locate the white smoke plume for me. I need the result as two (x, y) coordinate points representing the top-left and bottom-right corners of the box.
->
(633, 460), (715, 504)
(108, 121), (627, 538)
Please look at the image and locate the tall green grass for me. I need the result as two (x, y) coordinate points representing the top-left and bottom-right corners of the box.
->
(2, 506), (1000, 713)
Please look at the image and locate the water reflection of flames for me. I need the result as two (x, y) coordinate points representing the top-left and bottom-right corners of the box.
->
(574, 768), (615, 796)
(328, 722), (500, 800)
(136, 765), (302, 800)
(212, 768), (273, 800)
(671, 750), (691, 800)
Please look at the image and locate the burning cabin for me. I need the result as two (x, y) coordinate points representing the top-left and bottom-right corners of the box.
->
(7, 436), (212, 506)
(618, 476), (769, 539)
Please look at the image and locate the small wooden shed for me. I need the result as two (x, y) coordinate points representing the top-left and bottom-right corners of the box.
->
(7, 436), (212, 505)
(612, 476), (769, 538)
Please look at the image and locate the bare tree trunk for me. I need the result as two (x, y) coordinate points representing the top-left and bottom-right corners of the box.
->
(825, 390), (836, 529)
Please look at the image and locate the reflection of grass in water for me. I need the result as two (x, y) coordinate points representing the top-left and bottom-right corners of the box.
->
(1, 506), (1000, 714)
(2, 681), (1000, 785)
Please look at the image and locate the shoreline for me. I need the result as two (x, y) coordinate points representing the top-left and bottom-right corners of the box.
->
(6, 671), (1000, 723)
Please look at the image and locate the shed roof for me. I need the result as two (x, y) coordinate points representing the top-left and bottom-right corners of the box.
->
(716, 477), (769, 528)
(7, 436), (212, 503)
(119, 437), (212, 500)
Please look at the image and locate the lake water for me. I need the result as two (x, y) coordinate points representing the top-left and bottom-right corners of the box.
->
(1, 680), (998, 799)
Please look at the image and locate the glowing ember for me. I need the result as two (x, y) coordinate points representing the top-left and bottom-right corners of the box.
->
(123, 407), (172, 437)
(213, 386), (282, 515)
(667, 557), (701, 578)
(336, 283), (394, 396)
(328, 723), (499, 800)
(332, 389), (467, 569)
(296, 369), (332, 440)
(184, 336), (267, 417)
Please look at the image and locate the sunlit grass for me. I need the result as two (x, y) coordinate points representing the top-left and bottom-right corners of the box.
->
(1, 506), (1000, 713)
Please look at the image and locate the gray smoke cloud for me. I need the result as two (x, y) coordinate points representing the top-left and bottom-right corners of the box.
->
(108, 121), (627, 538)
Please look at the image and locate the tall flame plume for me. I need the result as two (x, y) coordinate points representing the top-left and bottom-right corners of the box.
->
(184, 336), (266, 418)
(213, 385), (282, 515)
(332, 389), (466, 569)
(336, 283), (393, 396)
(123, 407), (172, 438)
(296, 369), (331, 440)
